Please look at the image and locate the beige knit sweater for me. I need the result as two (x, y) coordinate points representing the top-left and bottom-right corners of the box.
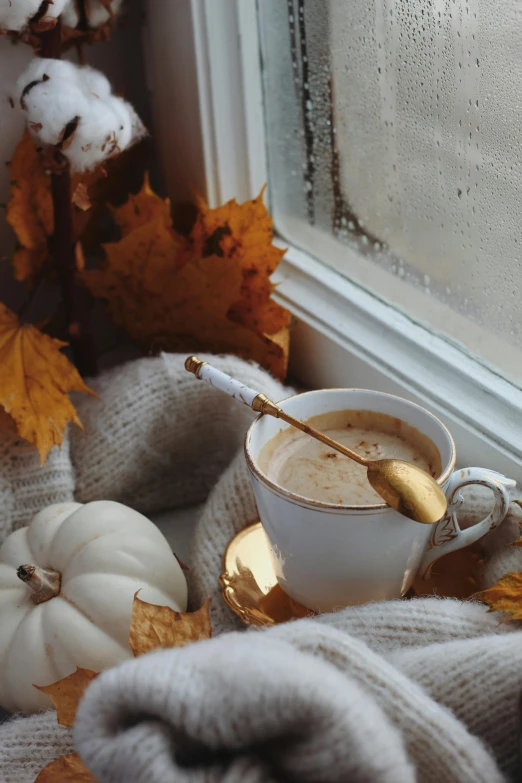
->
(1, 353), (521, 783)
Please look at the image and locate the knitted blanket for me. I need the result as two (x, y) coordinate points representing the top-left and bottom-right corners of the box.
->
(1, 354), (521, 783)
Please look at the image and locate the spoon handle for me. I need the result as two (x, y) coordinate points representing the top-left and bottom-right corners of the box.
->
(185, 356), (369, 467)
(184, 356), (277, 412)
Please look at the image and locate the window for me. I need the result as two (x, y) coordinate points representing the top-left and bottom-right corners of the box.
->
(146, 0), (522, 479)
(259, 0), (522, 388)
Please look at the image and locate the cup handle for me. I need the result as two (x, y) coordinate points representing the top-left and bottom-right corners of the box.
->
(418, 467), (516, 578)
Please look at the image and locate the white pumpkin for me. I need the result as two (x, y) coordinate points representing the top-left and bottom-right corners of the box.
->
(0, 501), (188, 713)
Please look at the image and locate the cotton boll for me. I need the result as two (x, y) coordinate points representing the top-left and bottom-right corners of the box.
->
(105, 96), (134, 150)
(61, 0), (124, 30)
(0, 0), (70, 32)
(106, 97), (146, 161)
(60, 2), (80, 28)
(80, 67), (112, 101)
(0, 0), (40, 30)
(36, 0), (70, 24)
(64, 95), (143, 171)
(17, 60), (89, 145)
(16, 59), (81, 104)
(126, 102), (147, 145)
(17, 57), (145, 171)
(25, 82), (90, 146)
(1, 0), (71, 30)
(67, 96), (143, 170)
(66, 103), (119, 170)
(86, 0), (124, 28)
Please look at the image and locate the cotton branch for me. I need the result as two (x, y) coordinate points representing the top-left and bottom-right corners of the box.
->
(14, 8), (144, 378)
(0, 0), (123, 35)
(4, 0), (140, 377)
(35, 20), (98, 377)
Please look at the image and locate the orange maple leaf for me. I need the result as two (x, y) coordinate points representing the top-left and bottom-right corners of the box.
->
(474, 571), (522, 621)
(6, 132), (105, 283)
(84, 179), (291, 379)
(0, 303), (95, 463)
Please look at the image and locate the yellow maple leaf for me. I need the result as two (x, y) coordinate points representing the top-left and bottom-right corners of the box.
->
(0, 303), (95, 463)
(35, 753), (97, 783)
(130, 594), (212, 656)
(474, 571), (522, 621)
(34, 668), (98, 727)
(84, 181), (290, 379)
(6, 133), (53, 282)
(6, 132), (105, 283)
(111, 172), (171, 236)
(10, 246), (49, 284)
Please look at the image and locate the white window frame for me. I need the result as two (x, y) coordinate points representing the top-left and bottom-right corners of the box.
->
(145, 0), (522, 481)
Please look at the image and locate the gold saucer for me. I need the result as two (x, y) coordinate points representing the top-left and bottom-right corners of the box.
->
(219, 522), (314, 626)
(219, 521), (484, 627)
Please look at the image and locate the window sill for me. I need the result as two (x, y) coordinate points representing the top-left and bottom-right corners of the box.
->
(273, 242), (522, 481)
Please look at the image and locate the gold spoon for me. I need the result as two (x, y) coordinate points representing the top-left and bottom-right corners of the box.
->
(185, 356), (447, 524)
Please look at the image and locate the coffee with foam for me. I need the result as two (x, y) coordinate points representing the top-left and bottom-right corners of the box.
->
(258, 409), (441, 506)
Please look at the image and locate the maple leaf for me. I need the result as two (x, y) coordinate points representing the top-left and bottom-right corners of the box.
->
(0, 303), (95, 463)
(129, 594), (212, 656)
(6, 132), (53, 282)
(84, 180), (290, 378)
(11, 246), (49, 284)
(111, 172), (171, 236)
(35, 753), (97, 783)
(192, 187), (290, 337)
(6, 132), (105, 283)
(474, 571), (522, 621)
(34, 668), (98, 727)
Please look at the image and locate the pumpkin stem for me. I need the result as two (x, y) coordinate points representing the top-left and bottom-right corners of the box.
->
(17, 564), (61, 604)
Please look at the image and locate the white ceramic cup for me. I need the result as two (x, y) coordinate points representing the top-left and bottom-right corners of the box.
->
(245, 389), (516, 612)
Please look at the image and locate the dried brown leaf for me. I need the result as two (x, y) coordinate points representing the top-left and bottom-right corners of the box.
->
(174, 553), (190, 572)
(34, 668), (99, 727)
(72, 182), (92, 211)
(129, 594), (212, 656)
(35, 753), (97, 783)
(474, 571), (522, 621)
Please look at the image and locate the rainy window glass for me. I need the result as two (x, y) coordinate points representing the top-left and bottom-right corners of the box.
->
(258, 0), (522, 385)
